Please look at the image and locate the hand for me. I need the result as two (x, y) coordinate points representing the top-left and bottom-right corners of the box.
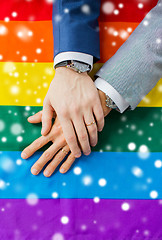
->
(21, 90), (111, 177)
(21, 111), (74, 177)
(41, 67), (105, 158)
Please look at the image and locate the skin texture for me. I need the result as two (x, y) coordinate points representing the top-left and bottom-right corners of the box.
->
(21, 90), (111, 177)
(41, 67), (105, 158)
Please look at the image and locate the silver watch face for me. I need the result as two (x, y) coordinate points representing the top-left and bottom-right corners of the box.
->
(106, 95), (118, 109)
(72, 61), (91, 73)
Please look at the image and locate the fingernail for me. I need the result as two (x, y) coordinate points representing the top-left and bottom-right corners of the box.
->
(60, 168), (65, 173)
(75, 154), (81, 158)
(84, 151), (91, 155)
(44, 170), (50, 177)
(31, 168), (39, 175)
(98, 128), (103, 132)
(21, 152), (27, 159)
(91, 142), (96, 147)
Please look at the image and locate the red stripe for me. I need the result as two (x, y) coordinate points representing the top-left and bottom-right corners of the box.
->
(0, 0), (157, 22)
(0, 0), (53, 21)
(99, 0), (157, 22)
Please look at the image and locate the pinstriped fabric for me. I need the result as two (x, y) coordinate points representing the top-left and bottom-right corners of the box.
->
(96, 0), (162, 110)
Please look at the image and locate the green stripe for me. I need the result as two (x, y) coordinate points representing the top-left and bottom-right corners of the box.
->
(0, 106), (161, 152)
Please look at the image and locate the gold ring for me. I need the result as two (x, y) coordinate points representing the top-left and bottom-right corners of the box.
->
(86, 121), (96, 126)
(61, 148), (69, 154)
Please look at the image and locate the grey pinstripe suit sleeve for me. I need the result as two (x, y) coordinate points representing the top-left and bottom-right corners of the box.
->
(95, 0), (162, 110)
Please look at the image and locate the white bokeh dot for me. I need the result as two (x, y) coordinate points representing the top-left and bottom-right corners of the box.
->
(118, 3), (124, 8)
(73, 167), (82, 175)
(138, 3), (143, 8)
(154, 160), (162, 168)
(121, 202), (130, 211)
(93, 197), (100, 203)
(17, 136), (23, 142)
(52, 233), (64, 240)
(102, 2), (115, 14)
(36, 48), (42, 54)
(1, 137), (7, 142)
(150, 190), (158, 199)
(0, 179), (6, 190)
(52, 192), (59, 198)
(10, 123), (23, 135)
(138, 145), (150, 159)
(82, 175), (93, 186)
(98, 178), (107, 187)
(131, 166), (143, 178)
(61, 216), (69, 224)
(12, 12), (17, 17)
(81, 4), (91, 14)
(16, 159), (22, 165)
(128, 142), (136, 151)
(26, 193), (39, 205)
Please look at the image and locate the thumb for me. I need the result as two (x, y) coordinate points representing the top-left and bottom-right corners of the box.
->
(41, 100), (54, 136)
(28, 111), (42, 123)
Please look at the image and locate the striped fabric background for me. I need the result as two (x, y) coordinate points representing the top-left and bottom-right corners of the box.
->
(0, 0), (162, 239)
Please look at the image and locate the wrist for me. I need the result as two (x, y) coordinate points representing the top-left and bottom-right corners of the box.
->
(98, 90), (112, 117)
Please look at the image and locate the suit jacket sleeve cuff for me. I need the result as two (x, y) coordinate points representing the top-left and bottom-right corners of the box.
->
(54, 52), (94, 71)
(94, 77), (130, 113)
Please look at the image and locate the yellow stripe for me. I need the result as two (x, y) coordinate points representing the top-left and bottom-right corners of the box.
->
(0, 62), (161, 107)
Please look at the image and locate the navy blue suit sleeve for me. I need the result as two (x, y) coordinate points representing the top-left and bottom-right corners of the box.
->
(52, 0), (101, 62)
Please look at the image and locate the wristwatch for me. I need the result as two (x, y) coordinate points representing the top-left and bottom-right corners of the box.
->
(105, 94), (120, 112)
(105, 94), (131, 112)
(55, 60), (91, 73)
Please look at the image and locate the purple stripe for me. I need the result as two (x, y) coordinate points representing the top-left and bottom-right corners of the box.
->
(0, 199), (162, 239)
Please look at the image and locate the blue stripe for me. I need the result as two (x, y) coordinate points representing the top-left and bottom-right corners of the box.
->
(0, 151), (161, 199)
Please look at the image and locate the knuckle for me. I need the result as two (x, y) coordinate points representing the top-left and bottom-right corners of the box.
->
(43, 151), (52, 160)
(73, 105), (79, 114)
(54, 155), (62, 163)
(59, 107), (68, 118)
(90, 92), (97, 102)
(34, 140), (42, 149)
(60, 137), (66, 145)
(67, 135), (75, 143)
(88, 125), (97, 134)
(82, 101), (89, 109)
(53, 126), (61, 135)
(80, 134), (88, 141)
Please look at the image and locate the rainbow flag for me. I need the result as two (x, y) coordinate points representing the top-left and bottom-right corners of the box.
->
(0, 0), (162, 239)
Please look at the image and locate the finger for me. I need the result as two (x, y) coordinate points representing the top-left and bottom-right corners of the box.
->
(43, 145), (70, 177)
(59, 152), (76, 174)
(27, 111), (42, 123)
(84, 110), (98, 147)
(41, 99), (54, 136)
(58, 117), (82, 158)
(31, 143), (61, 175)
(93, 99), (105, 132)
(72, 115), (91, 156)
(21, 135), (49, 159)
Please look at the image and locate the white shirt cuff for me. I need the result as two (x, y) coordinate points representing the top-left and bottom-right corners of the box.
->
(94, 77), (129, 113)
(54, 52), (93, 71)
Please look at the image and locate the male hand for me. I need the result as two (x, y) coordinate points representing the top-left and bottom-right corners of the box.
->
(21, 89), (111, 177)
(41, 67), (105, 158)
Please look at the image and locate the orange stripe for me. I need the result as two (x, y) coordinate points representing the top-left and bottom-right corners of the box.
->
(99, 22), (139, 63)
(0, 20), (53, 62)
(0, 21), (139, 63)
